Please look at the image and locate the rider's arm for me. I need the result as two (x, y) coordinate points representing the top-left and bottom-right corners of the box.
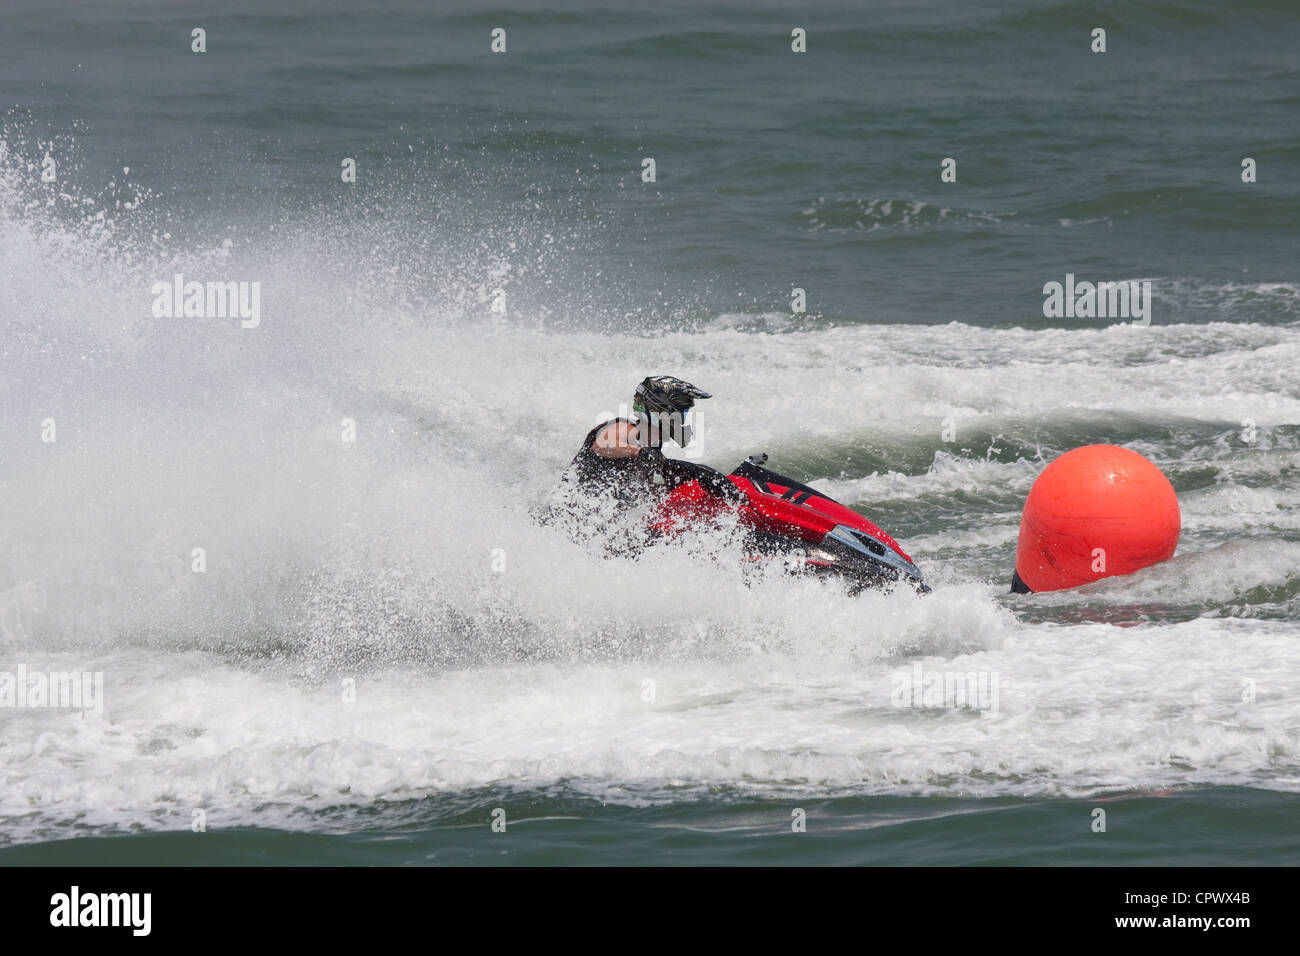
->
(586, 421), (742, 503)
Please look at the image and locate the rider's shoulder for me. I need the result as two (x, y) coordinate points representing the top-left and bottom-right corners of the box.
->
(586, 417), (637, 445)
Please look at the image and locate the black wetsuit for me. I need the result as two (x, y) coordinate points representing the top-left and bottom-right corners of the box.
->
(567, 418), (741, 505)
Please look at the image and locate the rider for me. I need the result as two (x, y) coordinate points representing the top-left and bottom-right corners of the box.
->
(567, 375), (740, 506)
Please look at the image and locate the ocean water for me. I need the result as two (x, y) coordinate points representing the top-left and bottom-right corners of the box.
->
(1, 0), (1298, 866)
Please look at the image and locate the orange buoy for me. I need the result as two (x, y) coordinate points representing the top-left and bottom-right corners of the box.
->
(1011, 444), (1180, 593)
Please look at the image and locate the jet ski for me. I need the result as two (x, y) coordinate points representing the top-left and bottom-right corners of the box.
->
(649, 454), (929, 594)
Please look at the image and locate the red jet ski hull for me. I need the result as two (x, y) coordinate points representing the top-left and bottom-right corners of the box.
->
(651, 459), (928, 592)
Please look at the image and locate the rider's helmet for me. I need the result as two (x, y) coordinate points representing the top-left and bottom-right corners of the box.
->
(632, 375), (711, 447)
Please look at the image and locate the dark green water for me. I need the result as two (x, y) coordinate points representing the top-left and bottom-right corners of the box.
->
(5, 788), (1297, 866)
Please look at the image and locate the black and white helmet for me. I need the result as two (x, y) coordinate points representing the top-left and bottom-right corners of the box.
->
(632, 375), (711, 447)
